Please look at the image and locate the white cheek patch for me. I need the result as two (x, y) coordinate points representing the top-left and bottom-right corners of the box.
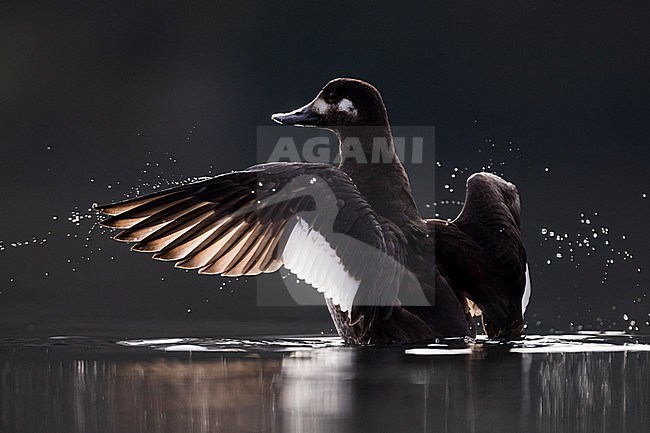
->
(337, 98), (358, 117)
(312, 98), (329, 115)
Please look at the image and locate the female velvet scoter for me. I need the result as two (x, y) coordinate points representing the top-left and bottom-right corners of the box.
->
(98, 78), (530, 344)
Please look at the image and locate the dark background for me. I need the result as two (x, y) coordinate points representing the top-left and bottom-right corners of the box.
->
(1, 2), (648, 337)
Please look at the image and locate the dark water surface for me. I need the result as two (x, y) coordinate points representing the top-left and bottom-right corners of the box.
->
(2, 334), (649, 433)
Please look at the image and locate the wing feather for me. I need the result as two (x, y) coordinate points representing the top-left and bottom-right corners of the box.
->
(438, 171), (529, 338)
(98, 162), (405, 342)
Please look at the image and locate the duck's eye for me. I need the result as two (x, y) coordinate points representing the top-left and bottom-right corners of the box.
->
(326, 91), (338, 102)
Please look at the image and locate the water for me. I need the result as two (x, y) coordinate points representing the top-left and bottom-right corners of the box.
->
(1, 123), (648, 433)
(2, 333), (649, 433)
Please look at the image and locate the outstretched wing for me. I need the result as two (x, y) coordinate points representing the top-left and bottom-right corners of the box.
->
(97, 162), (409, 337)
(433, 172), (529, 338)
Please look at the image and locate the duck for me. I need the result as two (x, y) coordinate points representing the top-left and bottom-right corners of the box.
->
(97, 78), (531, 345)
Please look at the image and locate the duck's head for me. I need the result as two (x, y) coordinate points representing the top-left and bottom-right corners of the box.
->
(271, 78), (389, 132)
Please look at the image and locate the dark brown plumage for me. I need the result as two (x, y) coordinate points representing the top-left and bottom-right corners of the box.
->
(98, 78), (530, 345)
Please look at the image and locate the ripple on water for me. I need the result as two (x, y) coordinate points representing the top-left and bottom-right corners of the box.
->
(113, 333), (650, 355)
(3, 332), (649, 355)
(116, 336), (346, 353)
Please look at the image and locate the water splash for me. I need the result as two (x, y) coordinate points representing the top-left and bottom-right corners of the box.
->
(430, 136), (526, 218)
(539, 211), (646, 331)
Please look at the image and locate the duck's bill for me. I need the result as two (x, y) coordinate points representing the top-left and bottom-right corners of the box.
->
(271, 103), (322, 126)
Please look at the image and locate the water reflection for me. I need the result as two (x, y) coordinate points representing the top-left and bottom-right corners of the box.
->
(2, 343), (649, 433)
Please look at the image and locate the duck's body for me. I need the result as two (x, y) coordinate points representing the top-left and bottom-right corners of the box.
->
(98, 78), (530, 344)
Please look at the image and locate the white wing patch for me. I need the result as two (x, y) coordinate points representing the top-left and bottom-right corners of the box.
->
(522, 263), (531, 315)
(281, 217), (360, 313)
